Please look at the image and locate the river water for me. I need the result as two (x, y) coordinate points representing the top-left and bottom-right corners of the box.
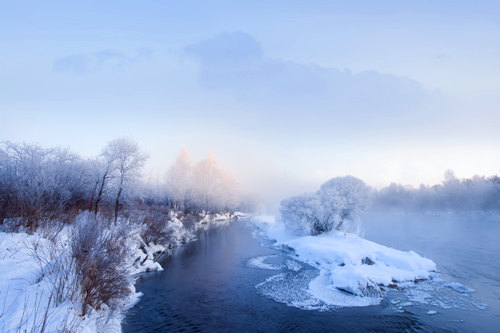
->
(122, 213), (500, 332)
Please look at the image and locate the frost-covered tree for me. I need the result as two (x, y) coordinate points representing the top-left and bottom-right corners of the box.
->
(104, 138), (148, 223)
(374, 170), (500, 211)
(164, 149), (240, 215)
(0, 142), (92, 232)
(191, 151), (239, 215)
(280, 176), (371, 235)
(92, 147), (118, 216)
(90, 139), (148, 221)
(165, 147), (192, 210)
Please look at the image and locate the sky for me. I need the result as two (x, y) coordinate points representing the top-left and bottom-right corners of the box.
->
(1, 0), (500, 206)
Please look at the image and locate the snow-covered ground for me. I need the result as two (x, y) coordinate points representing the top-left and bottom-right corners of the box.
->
(0, 211), (237, 332)
(0, 231), (129, 333)
(249, 215), (438, 308)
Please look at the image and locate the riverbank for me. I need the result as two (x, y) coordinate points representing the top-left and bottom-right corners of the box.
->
(0, 211), (239, 332)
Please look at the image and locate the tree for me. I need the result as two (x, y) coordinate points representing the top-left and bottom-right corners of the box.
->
(191, 151), (239, 215)
(92, 145), (118, 216)
(0, 142), (92, 232)
(105, 138), (148, 223)
(165, 147), (192, 210)
(280, 176), (371, 235)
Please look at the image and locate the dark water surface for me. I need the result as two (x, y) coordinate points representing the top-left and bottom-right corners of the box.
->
(123, 214), (499, 332)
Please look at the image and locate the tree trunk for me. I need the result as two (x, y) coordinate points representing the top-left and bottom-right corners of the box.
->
(94, 173), (107, 215)
(114, 185), (123, 224)
(89, 180), (98, 211)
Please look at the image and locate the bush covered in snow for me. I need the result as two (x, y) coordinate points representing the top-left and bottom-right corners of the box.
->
(71, 213), (134, 316)
(280, 176), (371, 235)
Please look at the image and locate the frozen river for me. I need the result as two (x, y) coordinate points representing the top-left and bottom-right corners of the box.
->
(122, 212), (499, 332)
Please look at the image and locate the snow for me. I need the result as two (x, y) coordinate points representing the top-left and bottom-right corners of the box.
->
(284, 232), (436, 296)
(0, 231), (105, 332)
(249, 216), (437, 307)
(0, 228), (145, 332)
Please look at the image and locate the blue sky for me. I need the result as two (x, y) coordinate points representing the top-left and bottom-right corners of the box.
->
(1, 0), (500, 202)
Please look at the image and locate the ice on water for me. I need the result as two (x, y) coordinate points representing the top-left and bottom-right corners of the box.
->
(247, 216), (486, 312)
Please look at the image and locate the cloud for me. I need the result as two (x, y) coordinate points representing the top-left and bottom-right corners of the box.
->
(184, 32), (437, 126)
(53, 48), (152, 74)
(52, 54), (90, 75)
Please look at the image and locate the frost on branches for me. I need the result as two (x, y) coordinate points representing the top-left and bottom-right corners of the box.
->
(280, 176), (371, 235)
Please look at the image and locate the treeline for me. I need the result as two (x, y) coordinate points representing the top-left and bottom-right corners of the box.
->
(0, 139), (241, 233)
(374, 171), (500, 211)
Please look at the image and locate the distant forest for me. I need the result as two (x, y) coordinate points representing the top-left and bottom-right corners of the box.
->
(374, 170), (500, 211)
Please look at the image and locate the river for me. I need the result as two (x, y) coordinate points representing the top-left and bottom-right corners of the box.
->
(122, 213), (500, 332)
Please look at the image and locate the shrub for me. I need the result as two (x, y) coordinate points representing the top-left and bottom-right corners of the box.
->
(71, 213), (132, 316)
(136, 211), (172, 245)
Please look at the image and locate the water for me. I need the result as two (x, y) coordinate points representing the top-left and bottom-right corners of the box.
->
(363, 211), (500, 331)
(123, 214), (500, 332)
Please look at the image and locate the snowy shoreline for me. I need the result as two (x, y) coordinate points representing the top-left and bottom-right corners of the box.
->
(0, 212), (239, 333)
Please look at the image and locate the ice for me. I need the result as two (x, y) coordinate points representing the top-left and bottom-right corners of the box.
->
(388, 279), (487, 312)
(249, 216), (486, 312)
(426, 310), (438, 315)
(249, 216), (437, 308)
(286, 259), (302, 272)
(247, 255), (282, 270)
(255, 270), (327, 310)
(445, 282), (474, 293)
(248, 215), (485, 312)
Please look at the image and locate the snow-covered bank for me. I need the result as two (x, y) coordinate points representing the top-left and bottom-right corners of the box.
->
(249, 216), (437, 307)
(0, 211), (238, 332)
(0, 231), (128, 333)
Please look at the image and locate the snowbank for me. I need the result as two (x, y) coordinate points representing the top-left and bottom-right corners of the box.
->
(250, 216), (436, 307)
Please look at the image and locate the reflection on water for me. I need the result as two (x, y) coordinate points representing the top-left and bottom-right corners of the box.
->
(123, 214), (499, 333)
